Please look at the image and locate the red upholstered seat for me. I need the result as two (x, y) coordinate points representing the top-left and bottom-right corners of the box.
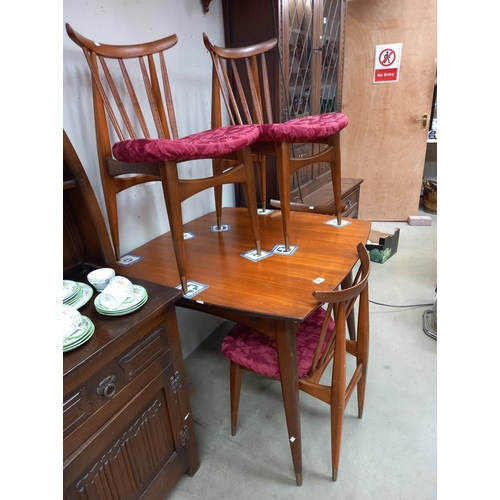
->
(112, 124), (261, 163)
(258, 113), (349, 143)
(221, 307), (335, 380)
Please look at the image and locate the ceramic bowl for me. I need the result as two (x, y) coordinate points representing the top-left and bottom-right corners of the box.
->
(87, 268), (116, 292)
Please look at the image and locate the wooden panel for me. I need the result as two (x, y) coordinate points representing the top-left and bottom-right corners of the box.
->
(63, 367), (187, 499)
(341, 0), (437, 220)
(63, 131), (117, 275)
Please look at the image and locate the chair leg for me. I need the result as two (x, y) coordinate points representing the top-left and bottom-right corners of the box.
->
(356, 290), (370, 419)
(238, 146), (262, 254)
(257, 154), (267, 212)
(330, 385), (345, 481)
(229, 361), (243, 436)
(213, 158), (224, 229)
(159, 160), (189, 293)
(331, 317), (347, 481)
(275, 141), (292, 251)
(102, 174), (121, 260)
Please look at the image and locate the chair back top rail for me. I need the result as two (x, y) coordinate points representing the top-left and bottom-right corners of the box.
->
(203, 33), (277, 127)
(66, 24), (179, 143)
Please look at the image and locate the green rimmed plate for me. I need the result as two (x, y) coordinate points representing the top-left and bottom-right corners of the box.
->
(95, 285), (148, 316)
(63, 316), (95, 351)
(63, 280), (79, 303)
(69, 283), (93, 310)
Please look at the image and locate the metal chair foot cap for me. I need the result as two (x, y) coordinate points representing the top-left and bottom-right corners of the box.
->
(333, 469), (338, 481)
(295, 472), (302, 486)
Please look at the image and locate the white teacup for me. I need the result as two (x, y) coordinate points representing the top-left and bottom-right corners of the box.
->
(87, 267), (116, 292)
(63, 304), (84, 342)
(99, 276), (135, 310)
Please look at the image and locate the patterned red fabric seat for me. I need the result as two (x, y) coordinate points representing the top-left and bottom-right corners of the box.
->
(112, 124), (261, 163)
(221, 307), (335, 380)
(258, 112), (349, 143)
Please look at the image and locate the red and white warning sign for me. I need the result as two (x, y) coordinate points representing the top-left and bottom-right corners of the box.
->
(373, 43), (402, 84)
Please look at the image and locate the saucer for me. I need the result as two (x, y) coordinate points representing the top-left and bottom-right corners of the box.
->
(63, 280), (79, 302)
(69, 283), (93, 310)
(95, 285), (148, 316)
(63, 316), (95, 351)
(63, 326), (94, 351)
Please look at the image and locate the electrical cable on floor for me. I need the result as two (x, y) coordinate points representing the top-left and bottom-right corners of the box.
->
(369, 300), (433, 308)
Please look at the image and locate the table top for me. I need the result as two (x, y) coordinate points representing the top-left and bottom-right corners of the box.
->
(123, 208), (371, 322)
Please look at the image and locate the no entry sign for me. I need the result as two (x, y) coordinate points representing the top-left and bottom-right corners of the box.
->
(373, 43), (402, 83)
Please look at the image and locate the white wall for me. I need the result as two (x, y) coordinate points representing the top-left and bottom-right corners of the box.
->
(63, 0), (230, 357)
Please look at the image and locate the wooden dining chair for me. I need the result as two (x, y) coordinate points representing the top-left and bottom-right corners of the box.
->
(221, 242), (370, 482)
(203, 33), (349, 251)
(66, 24), (262, 293)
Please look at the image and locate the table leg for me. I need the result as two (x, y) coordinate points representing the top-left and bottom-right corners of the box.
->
(274, 320), (302, 486)
(341, 270), (356, 341)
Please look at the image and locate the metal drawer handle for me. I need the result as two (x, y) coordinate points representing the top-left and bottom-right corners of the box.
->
(346, 198), (353, 208)
(97, 375), (116, 399)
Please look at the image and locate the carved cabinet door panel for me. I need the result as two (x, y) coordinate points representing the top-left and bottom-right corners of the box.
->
(63, 363), (190, 500)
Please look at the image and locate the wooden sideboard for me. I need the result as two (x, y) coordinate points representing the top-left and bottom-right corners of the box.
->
(301, 177), (364, 219)
(63, 131), (199, 498)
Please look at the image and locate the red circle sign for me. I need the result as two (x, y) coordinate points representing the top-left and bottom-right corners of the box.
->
(379, 48), (396, 66)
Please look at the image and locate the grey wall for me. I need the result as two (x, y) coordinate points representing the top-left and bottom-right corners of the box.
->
(63, 0), (230, 357)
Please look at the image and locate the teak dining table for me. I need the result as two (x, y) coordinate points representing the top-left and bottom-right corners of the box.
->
(123, 207), (371, 485)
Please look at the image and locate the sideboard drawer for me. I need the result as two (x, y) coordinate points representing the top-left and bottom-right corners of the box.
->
(342, 187), (360, 218)
(299, 178), (363, 219)
(64, 322), (171, 457)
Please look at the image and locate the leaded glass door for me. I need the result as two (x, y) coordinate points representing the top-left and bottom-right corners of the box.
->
(280, 0), (347, 201)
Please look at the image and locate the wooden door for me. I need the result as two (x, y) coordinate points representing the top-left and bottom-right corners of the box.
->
(341, 0), (437, 220)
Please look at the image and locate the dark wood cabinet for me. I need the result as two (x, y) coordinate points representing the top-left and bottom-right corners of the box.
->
(63, 131), (199, 499)
(301, 177), (363, 219)
(222, 0), (348, 207)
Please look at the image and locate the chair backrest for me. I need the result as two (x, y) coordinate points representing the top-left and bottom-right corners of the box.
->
(66, 24), (182, 258)
(306, 242), (370, 381)
(67, 24), (180, 144)
(203, 33), (278, 129)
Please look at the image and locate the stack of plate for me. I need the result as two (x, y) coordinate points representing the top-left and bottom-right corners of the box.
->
(63, 279), (93, 309)
(63, 314), (95, 352)
(94, 284), (148, 316)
